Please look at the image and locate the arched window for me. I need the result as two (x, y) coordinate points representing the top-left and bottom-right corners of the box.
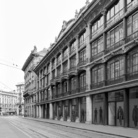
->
(107, 56), (124, 85)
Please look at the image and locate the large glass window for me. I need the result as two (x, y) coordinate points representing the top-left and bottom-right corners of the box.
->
(63, 61), (68, 73)
(79, 48), (86, 63)
(127, 12), (138, 41)
(91, 36), (103, 56)
(92, 65), (104, 84)
(107, 56), (124, 83)
(127, 48), (138, 79)
(106, 23), (123, 49)
(57, 66), (61, 76)
(79, 72), (86, 88)
(70, 77), (76, 91)
(91, 16), (103, 38)
(70, 55), (76, 68)
(63, 48), (68, 60)
(106, 0), (123, 26)
(70, 40), (76, 54)
(79, 31), (86, 48)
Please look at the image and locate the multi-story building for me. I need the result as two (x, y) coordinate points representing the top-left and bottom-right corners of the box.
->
(16, 82), (24, 115)
(22, 46), (47, 117)
(27, 0), (138, 129)
(0, 90), (17, 115)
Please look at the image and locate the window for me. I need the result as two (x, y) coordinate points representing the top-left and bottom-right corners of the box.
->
(57, 84), (61, 95)
(63, 48), (68, 60)
(106, 0), (123, 26)
(106, 23), (123, 49)
(52, 70), (55, 79)
(79, 72), (86, 88)
(70, 55), (76, 68)
(79, 48), (86, 63)
(79, 32), (86, 48)
(70, 40), (76, 54)
(57, 66), (61, 76)
(71, 77), (76, 91)
(63, 81), (68, 93)
(107, 57), (124, 81)
(91, 16), (103, 37)
(127, 49), (138, 76)
(127, 12), (138, 39)
(52, 59), (55, 69)
(91, 36), (103, 56)
(92, 66), (104, 84)
(57, 54), (61, 65)
(63, 61), (68, 73)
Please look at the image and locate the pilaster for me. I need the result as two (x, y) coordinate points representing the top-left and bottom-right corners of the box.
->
(86, 95), (92, 124)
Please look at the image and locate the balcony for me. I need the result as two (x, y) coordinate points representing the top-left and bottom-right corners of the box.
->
(126, 30), (138, 43)
(78, 85), (88, 93)
(106, 75), (124, 86)
(78, 58), (88, 67)
(127, 71), (138, 81)
(91, 81), (105, 89)
(91, 52), (104, 62)
(105, 39), (124, 54)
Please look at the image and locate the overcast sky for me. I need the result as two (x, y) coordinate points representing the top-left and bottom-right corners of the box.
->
(0, 0), (91, 91)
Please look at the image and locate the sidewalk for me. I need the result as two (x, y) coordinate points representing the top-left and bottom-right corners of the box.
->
(23, 117), (138, 138)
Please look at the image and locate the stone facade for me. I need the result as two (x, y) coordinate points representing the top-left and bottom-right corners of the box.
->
(25, 0), (138, 129)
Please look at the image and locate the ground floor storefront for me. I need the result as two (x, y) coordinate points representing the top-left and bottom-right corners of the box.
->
(33, 87), (138, 129)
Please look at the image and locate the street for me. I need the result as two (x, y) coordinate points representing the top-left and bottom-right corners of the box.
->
(0, 116), (126, 138)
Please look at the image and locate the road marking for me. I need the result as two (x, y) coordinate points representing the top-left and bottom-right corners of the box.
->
(9, 122), (32, 138)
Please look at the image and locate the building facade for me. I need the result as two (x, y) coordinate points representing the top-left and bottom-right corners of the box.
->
(22, 46), (47, 117)
(24, 0), (138, 129)
(0, 90), (17, 115)
(16, 82), (24, 115)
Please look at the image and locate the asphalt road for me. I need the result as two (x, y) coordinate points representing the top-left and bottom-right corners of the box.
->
(0, 116), (125, 138)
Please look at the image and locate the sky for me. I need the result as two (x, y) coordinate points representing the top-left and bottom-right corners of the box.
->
(0, 0), (92, 91)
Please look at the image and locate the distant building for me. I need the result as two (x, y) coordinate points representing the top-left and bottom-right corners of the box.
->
(0, 90), (17, 115)
(22, 46), (47, 117)
(16, 82), (24, 115)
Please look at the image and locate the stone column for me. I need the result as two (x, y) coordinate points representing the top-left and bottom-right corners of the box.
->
(67, 100), (71, 122)
(76, 98), (80, 123)
(86, 68), (91, 90)
(86, 95), (92, 124)
(124, 89), (129, 127)
(50, 103), (53, 119)
(39, 105), (41, 118)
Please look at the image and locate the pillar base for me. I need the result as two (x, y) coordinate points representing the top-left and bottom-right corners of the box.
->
(85, 121), (92, 124)
(54, 117), (57, 120)
(60, 117), (64, 121)
(67, 117), (71, 122)
(75, 117), (80, 123)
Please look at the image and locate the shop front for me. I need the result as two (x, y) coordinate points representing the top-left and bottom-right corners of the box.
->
(108, 90), (124, 126)
(93, 94), (105, 125)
